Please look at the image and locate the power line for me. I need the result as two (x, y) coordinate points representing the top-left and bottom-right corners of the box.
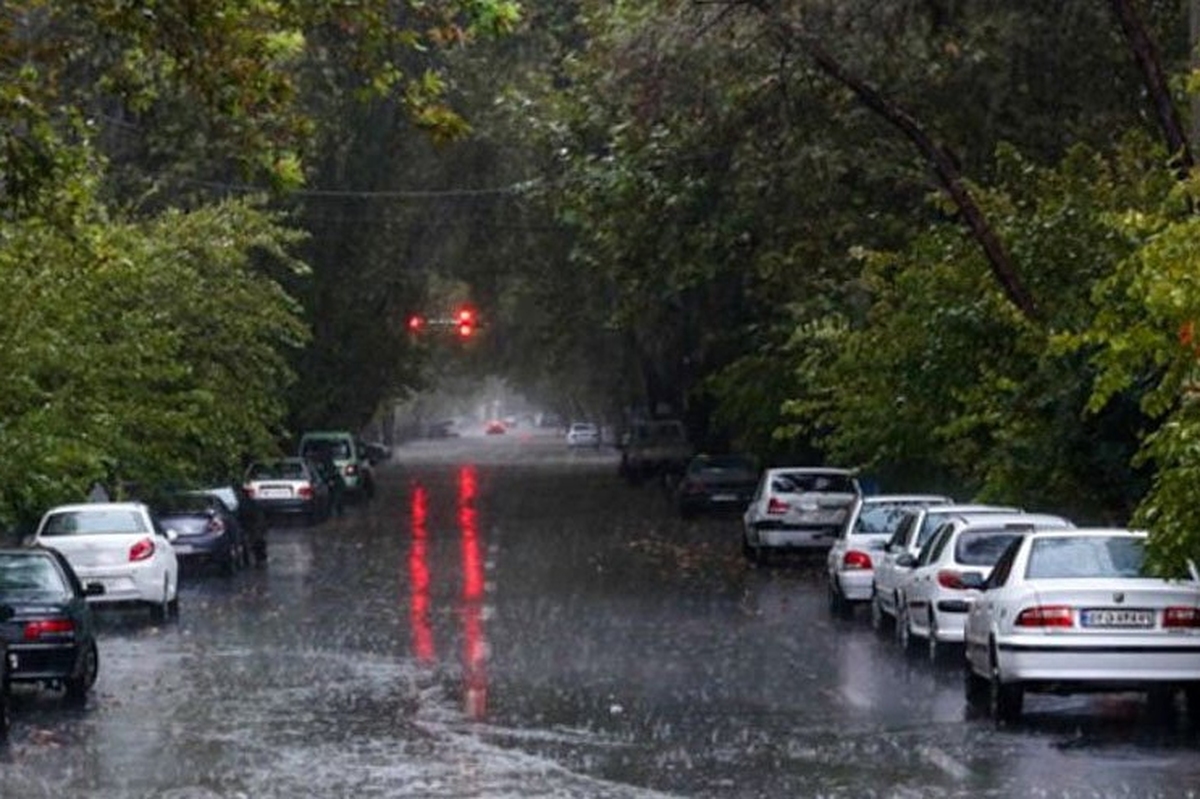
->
(184, 177), (546, 200)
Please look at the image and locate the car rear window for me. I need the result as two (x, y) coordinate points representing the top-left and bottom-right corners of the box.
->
(1025, 536), (1145, 579)
(854, 504), (919, 535)
(773, 473), (856, 494)
(249, 461), (306, 480)
(0, 555), (67, 593)
(302, 440), (352, 460)
(41, 509), (148, 536)
(954, 530), (1023, 566)
(158, 494), (218, 515)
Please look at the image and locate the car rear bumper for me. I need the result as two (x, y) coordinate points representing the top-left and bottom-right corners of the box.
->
(996, 636), (1200, 685)
(752, 527), (838, 550)
(835, 570), (875, 601)
(5, 642), (78, 682)
(72, 565), (163, 605)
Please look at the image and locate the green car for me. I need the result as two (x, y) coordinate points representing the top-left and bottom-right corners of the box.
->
(298, 431), (376, 501)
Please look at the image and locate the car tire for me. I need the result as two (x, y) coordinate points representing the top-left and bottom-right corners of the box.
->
(927, 612), (940, 664)
(870, 592), (888, 633)
(1145, 687), (1178, 722)
(0, 675), (8, 740)
(1185, 684), (1200, 727)
(220, 542), (239, 577)
(827, 580), (850, 618)
(65, 640), (99, 703)
(989, 645), (1023, 724)
(964, 659), (989, 709)
(896, 604), (915, 653)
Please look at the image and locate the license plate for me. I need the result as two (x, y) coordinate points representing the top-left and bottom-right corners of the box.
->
(1080, 608), (1154, 628)
(711, 493), (738, 502)
(259, 488), (291, 499)
(173, 544), (195, 554)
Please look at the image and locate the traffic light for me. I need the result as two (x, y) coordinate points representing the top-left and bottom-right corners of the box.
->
(407, 314), (424, 333)
(456, 307), (474, 338)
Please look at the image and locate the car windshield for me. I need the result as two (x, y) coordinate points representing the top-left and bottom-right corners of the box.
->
(40, 509), (148, 537)
(249, 461), (306, 480)
(954, 530), (1024, 566)
(1025, 536), (1146, 579)
(157, 494), (218, 515)
(690, 455), (755, 475)
(854, 503), (921, 535)
(0, 554), (67, 594)
(302, 440), (351, 460)
(773, 472), (855, 494)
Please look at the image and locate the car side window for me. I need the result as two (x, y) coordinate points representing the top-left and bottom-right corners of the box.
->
(986, 538), (1022, 589)
(888, 513), (916, 551)
(928, 525), (954, 564)
(917, 524), (950, 566)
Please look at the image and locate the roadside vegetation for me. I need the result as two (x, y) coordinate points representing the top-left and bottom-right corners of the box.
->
(2, 1), (1199, 570)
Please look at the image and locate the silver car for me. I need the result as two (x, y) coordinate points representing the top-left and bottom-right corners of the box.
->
(964, 528), (1200, 723)
(824, 494), (953, 616)
(742, 467), (861, 563)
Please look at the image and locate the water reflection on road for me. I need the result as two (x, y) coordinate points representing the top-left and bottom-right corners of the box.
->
(0, 432), (1197, 798)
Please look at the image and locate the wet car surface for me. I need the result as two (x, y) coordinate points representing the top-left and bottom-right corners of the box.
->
(1, 431), (1198, 798)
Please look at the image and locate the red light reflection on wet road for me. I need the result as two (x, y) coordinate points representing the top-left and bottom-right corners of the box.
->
(408, 484), (435, 663)
(459, 465), (488, 719)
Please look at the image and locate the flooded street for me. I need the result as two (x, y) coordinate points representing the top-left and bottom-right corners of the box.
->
(2, 431), (1198, 798)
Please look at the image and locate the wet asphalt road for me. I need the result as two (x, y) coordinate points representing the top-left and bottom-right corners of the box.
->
(2, 430), (1199, 798)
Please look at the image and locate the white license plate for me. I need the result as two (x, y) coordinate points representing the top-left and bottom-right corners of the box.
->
(173, 544), (195, 554)
(711, 493), (738, 502)
(259, 488), (292, 499)
(1080, 608), (1154, 628)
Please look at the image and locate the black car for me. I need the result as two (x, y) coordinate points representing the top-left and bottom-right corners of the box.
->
(156, 491), (248, 575)
(676, 453), (760, 518)
(0, 547), (102, 704)
(0, 628), (9, 738)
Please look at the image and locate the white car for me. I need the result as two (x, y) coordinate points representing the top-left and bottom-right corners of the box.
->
(897, 512), (1073, 661)
(742, 467), (861, 563)
(825, 494), (953, 615)
(964, 528), (1200, 723)
(566, 422), (601, 448)
(870, 503), (1021, 629)
(32, 502), (180, 621)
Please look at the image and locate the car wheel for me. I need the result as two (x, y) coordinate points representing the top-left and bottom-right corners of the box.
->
(964, 657), (989, 709)
(65, 640), (99, 703)
(927, 612), (940, 664)
(827, 580), (850, 618)
(1145, 687), (1178, 721)
(896, 604), (914, 653)
(220, 542), (239, 577)
(989, 644), (1023, 723)
(742, 536), (761, 564)
(0, 675), (8, 740)
(1185, 684), (1200, 727)
(870, 592), (888, 633)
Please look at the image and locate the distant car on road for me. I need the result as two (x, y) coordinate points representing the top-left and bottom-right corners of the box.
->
(0, 547), (103, 704)
(485, 420), (506, 435)
(964, 528), (1200, 723)
(154, 491), (249, 575)
(741, 467), (861, 563)
(675, 453), (759, 518)
(31, 502), (180, 622)
(618, 419), (694, 484)
(242, 457), (331, 524)
(566, 422), (601, 448)
(298, 431), (375, 501)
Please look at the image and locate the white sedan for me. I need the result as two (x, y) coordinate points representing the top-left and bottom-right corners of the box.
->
(824, 494), (953, 616)
(964, 528), (1200, 723)
(897, 512), (1072, 661)
(566, 422), (601, 448)
(32, 502), (180, 621)
(742, 467), (860, 563)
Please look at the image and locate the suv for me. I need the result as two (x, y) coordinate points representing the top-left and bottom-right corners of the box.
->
(298, 431), (375, 501)
(741, 467), (861, 563)
(618, 419), (694, 484)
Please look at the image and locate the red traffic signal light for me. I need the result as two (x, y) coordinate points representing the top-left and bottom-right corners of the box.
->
(407, 314), (424, 332)
(456, 307), (474, 338)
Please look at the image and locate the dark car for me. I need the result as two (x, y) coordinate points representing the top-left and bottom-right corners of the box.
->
(676, 453), (760, 518)
(0, 547), (102, 704)
(155, 491), (248, 575)
(0, 628), (8, 738)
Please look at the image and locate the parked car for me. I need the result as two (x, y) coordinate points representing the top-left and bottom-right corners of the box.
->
(0, 547), (103, 703)
(155, 491), (248, 575)
(566, 422), (601, 448)
(618, 418), (694, 485)
(741, 467), (861, 563)
(0, 631), (7, 738)
(485, 420), (506, 435)
(964, 528), (1200, 723)
(298, 431), (375, 501)
(30, 502), (179, 622)
(871, 503), (1021, 629)
(897, 512), (1074, 661)
(242, 457), (331, 523)
(824, 494), (954, 616)
(675, 453), (760, 518)
(363, 440), (392, 464)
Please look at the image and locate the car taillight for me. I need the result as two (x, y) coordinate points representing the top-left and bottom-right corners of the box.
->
(767, 497), (789, 515)
(1163, 607), (1200, 629)
(344, 464), (358, 477)
(298, 484), (314, 499)
(843, 550), (872, 570)
(1015, 605), (1074, 628)
(206, 516), (226, 535)
(24, 618), (75, 641)
(937, 570), (967, 590)
(243, 485), (256, 499)
(129, 537), (156, 562)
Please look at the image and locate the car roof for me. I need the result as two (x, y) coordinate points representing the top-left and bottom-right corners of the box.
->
(919, 503), (1021, 516)
(1022, 527), (1143, 540)
(945, 512), (1071, 531)
(766, 466), (856, 476)
(861, 494), (952, 504)
(43, 502), (147, 514)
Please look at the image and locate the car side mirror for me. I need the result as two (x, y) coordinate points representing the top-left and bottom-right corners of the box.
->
(84, 582), (106, 597)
